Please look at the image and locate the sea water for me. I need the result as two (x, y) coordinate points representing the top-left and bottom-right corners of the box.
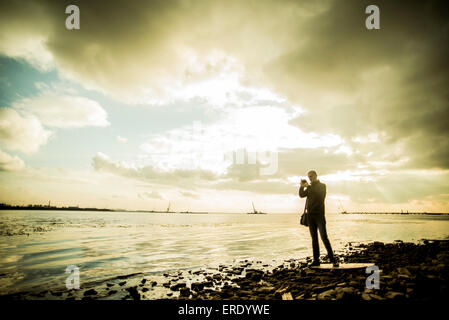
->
(1, 210), (448, 295)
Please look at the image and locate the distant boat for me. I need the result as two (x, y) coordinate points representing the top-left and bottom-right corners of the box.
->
(247, 202), (267, 214)
(166, 201), (171, 213)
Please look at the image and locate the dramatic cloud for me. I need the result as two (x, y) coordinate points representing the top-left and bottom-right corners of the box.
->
(0, 0), (55, 72)
(13, 92), (109, 128)
(1, 0), (445, 171)
(0, 0), (318, 102)
(92, 152), (218, 187)
(0, 149), (25, 171)
(0, 108), (52, 153)
(266, 0), (449, 170)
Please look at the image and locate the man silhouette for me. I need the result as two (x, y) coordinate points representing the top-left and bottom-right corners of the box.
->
(299, 170), (338, 267)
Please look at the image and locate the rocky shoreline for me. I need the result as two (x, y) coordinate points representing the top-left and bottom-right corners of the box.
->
(2, 239), (448, 301)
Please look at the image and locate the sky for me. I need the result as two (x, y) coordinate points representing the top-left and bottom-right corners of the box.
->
(0, 0), (448, 213)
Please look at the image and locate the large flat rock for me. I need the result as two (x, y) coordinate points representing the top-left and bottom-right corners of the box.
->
(311, 263), (375, 270)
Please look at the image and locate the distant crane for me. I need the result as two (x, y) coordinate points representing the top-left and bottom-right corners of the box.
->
(247, 202), (267, 214)
(166, 201), (171, 213)
(338, 200), (347, 214)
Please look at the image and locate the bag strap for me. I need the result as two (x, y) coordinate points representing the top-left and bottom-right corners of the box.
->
(303, 197), (308, 214)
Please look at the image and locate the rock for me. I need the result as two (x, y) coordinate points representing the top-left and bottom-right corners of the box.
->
(106, 283), (114, 287)
(191, 282), (205, 292)
(170, 282), (187, 291)
(245, 269), (264, 281)
(313, 284), (335, 294)
(118, 281), (126, 286)
(233, 278), (251, 288)
(255, 286), (276, 294)
(179, 287), (191, 297)
(361, 293), (372, 301)
(398, 274), (411, 280)
(151, 281), (157, 287)
(369, 294), (385, 300)
(227, 269), (243, 275)
(141, 279), (147, 284)
(335, 287), (357, 300)
(142, 288), (149, 292)
(384, 291), (405, 300)
(317, 289), (336, 300)
(126, 286), (141, 300)
(397, 267), (412, 277)
(107, 290), (117, 295)
(281, 292), (294, 300)
(238, 290), (253, 297)
(84, 289), (98, 296)
(372, 241), (384, 248)
(204, 280), (214, 287)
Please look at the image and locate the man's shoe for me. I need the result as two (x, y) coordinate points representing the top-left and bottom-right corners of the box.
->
(330, 258), (339, 267)
(310, 260), (320, 267)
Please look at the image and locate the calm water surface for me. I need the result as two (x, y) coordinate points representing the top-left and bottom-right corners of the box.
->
(1, 210), (448, 295)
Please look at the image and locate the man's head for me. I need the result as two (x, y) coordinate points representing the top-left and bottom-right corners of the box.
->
(307, 170), (318, 183)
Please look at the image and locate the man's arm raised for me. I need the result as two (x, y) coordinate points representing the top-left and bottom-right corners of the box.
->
(299, 186), (308, 198)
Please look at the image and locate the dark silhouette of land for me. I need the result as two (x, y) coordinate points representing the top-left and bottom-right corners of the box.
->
(0, 202), (113, 212)
(339, 211), (449, 215)
(0, 202), (208, 214)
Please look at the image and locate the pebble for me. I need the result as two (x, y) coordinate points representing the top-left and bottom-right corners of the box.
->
(384, 291), (405, 300)
(170, 283), (187, 291)
(83, 289), (97, 296)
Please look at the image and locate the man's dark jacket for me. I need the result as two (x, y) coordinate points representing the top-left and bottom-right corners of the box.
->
(299, 180), (326, 215)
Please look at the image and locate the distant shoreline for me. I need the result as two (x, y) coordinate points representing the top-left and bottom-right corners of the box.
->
(339, 211), (449, 215)
(0, 203), (207, 214)
(0, 204), (447, 215)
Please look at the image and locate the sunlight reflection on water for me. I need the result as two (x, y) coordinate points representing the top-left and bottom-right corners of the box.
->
(0, 210), (448, 295)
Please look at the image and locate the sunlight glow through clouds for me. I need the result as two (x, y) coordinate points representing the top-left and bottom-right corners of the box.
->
(139, 104), (344, 174)
(320, 170), (379, 183)
(141, 49), (296, 109)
